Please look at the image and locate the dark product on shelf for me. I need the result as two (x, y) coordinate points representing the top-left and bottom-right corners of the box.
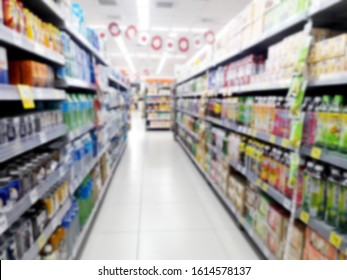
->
(302, 162), (326, 220)
(9, 60), (54, 87)
(0, 110), (63, 146)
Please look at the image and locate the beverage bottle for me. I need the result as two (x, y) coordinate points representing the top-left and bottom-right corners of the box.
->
(339, 172), (347, 232)
(314, 96), (329, 147)
(339, 103), (347, 153)
(326, 95), (343, 150)
(326, 167), (341, 227)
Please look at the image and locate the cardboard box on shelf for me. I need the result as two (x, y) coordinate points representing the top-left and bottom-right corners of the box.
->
(303, 228), (337, 260)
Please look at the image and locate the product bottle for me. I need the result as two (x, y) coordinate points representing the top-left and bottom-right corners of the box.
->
(325, 167), (341, 227)
(339, 103), (347, 153)
(326, 95), (343, 150)
(309, 163), (326, 220)
(339, 172), (347, 233)
(314, 96), (329, 147)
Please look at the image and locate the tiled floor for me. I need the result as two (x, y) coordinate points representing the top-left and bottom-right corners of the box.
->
(80, 112), (260, 260)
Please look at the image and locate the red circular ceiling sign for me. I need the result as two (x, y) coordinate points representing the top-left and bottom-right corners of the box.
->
(109, 22), (121, 37)
(178, 37), (189, 52)
(204, 30), (215, 45)
(125, 25), (138, 40)
(151, 35), (163, 51)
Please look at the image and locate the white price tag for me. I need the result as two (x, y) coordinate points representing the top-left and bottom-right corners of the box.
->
(284, 199), (291, 210)
(52, 215), (59, 229)
(29, 189), (39, 204)
(59, 168), (65, 178)
(242, 167), (247, 175)
(40, 132), (47, 144)
(12, 32), (22, 45)
(34, 42), (45, 53)
(35, 88), (44, 99)
(0, 215), (8, 234)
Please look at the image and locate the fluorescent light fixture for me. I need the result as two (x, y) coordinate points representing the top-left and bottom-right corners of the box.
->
(156, 52), (169, 74)
(191, 28), (207, 33)
(137, 0), (150, 30)
(115, 37), (136, 74)
(151, 27), (170, 32)
(171, 27), (190, 33)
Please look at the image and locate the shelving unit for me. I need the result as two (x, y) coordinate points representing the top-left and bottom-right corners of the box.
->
(174, 0), (347, 260)
(0, 0), (130, 261)
(145, 78), (173, 131)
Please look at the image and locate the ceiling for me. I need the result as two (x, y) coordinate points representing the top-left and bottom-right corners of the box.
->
(75, 0), (249, 79)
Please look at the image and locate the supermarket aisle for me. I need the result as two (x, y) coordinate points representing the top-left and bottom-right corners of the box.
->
(80, 112), (260, 260)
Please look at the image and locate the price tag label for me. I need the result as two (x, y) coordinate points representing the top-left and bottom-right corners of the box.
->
(12, 32), (22, 45)
(34, 42), (45, 53)
(35, 88), (44, 99)
(282, 139), (290, 148)
(300, 211), (310, 224)
(0, 215), (9, 235)
(37, 234), (47, 249)
(311, 147), (322, 159)
(284, 199), (291, 210)
(52, 215), (60, 229)
(329, 232), (342, 249)
(59, 168), (65, 178)
(17, 85), (35, 109)
(262, 183), (269, 192)
(29, 189), (39, 204)
(40, 132), (48, 144)
(270, 135), (276, 144)
(256, 178), (262, 187)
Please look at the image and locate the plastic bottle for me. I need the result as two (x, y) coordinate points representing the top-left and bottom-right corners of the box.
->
(326, 95), (343, 150)
(325, 167), (341, 227)
(315, 96), (329, 147)
(339, 172), (347, 232)
(339, 103), (347, 153)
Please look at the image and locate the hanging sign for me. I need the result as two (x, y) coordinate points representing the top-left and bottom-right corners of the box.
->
(125, 25), (138, 40)
(151, 35), (163, 51)
(109, 22), (121, 37)
(193, 34), (203, 49)
(138, 32), (150, 46)
(204, 30), (215, 45)
(178, 37), (189, 53)
(165, 38), (176, 53)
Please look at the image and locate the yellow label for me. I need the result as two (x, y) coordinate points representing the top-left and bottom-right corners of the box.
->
(311, 147), (322, 159)
(263, 183), (269, 192)
(256, 178), (262, 187)
(270, 135), (276, 143)
(300, 211), (310, 224)
(329, 232), (342, 249)
(18, 85), (35, 109)
(282, 139), (290, 148)
(37, 234), (47, 249)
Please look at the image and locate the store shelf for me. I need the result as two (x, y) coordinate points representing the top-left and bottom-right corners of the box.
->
(300, 145), (347, 169)
(147, 94), (171, 98)
(147, 110), (170, 113)
(70, 143), (127, 259)
(298, 209), (347, 255)
(177, 136), (276, 260)
(21, 0), (64, 24)
(109, 75), (129, 91)
(0, 84), (66, 101)
(56, 77), (97, 91)
(21, 198), (72, 260)
(226, 79), (291, 94)
(176, 108), (200, 119)
(147, 118), (171, 121)
(0, 165), (68, 235)
(146, 101), (171, 104)
(177, 123), (200, 141)
(146, 126), (171, 130)
(68, 123), (95, 141)
(309, 73), (347, 87)
(69, 143), (111, 195)
(0, 124), (68, 164)
(176, 92), (204, 98)
(0, 25), (65, 66)
(205, 116), (294, 151)
(63, 24), (108, 66)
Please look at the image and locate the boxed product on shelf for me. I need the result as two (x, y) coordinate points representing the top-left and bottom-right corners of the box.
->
(227, 171), (247, 215)
(303, 227), (337, 260)
(0, 46), (8, 84)
(9, 60), (54, 87)
(245, 182), (258, 223)
(2, 0), (62, 54)
(287, 222), (305, 260)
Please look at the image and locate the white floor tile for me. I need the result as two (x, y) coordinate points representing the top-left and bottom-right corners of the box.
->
(215, 229), (261, 260)
(80, 232), (137, 260)
(142, 184), (199, 203)
(90, 203), (140, 233)
(138, 230), (228, 260)
(140, 203), (212, 231)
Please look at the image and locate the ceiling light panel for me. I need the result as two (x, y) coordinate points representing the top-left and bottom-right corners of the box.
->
(155, 1), (175, 8)
(98, 0), (117, 6)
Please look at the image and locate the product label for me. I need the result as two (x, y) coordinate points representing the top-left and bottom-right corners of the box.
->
(270, 135), (276, 144)
(282, 139), (290, 148)
(311, 147), (322, 159)
(29, 189), (39, 204)
(300, 211), (310, 224)
(40, 132), (48, 144)
(18, 85), (35, 109)
(37, 234), (47, 249)
(263, 183), (269, 192)
(0, 215), (8, 235)
(329, 232), (342, 249)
